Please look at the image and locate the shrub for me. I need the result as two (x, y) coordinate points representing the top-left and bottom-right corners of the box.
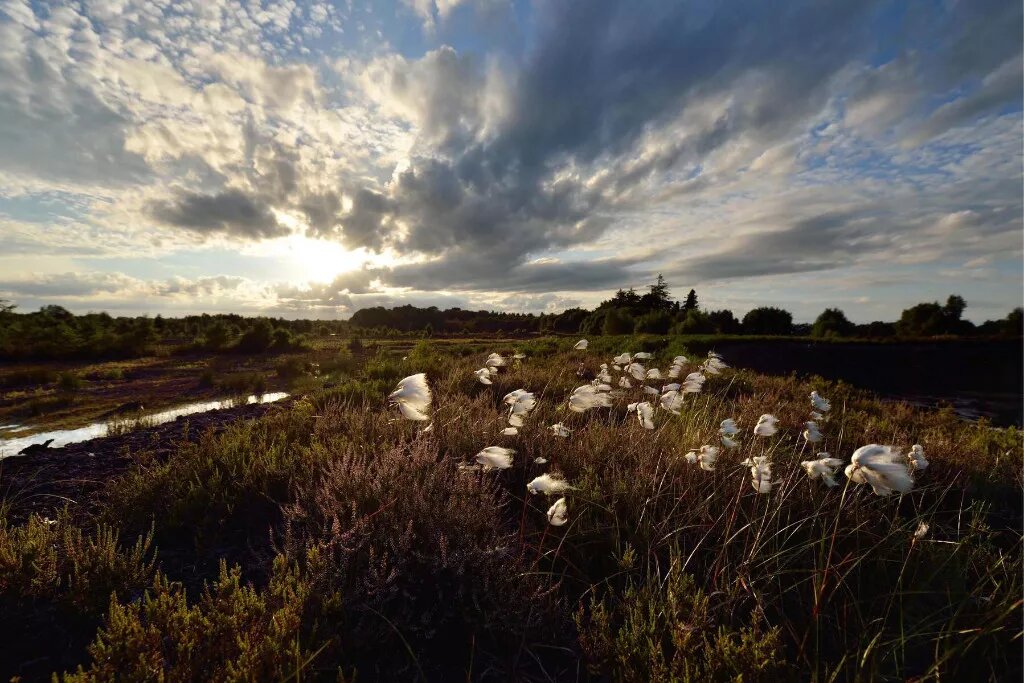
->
(575, 552), (787, 681)
(64, 557), (325, 682)
(57, 371), (83, 393)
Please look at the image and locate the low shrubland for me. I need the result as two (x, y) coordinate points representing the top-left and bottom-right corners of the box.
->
(0, 339), (1019, 680)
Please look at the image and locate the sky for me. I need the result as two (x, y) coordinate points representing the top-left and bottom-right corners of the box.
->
(0, 0), (1021, 323)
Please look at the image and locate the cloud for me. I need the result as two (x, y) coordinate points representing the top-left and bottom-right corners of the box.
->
(0, 0), (1020, 319)
(149, 189), (289, 239)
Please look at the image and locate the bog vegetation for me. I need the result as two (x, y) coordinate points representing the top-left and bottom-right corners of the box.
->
(0, 335), (1019, 681)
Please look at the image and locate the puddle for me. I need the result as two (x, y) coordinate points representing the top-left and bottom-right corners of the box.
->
(0, 392), (288, 458)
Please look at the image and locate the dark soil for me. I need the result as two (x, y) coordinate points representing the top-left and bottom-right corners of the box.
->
(0, 398), (294, 525)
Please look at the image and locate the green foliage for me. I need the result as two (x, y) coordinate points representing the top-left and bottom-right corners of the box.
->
(603, 308), (636, 335)
(812, 307), (856, 338)
(634, 310), (673, 334)
(65, 557), (323, 682)
(742, 306), (794, 335)
(0, 515), (155, 616)
(576, 554), (787, 681)
(57, 371), (83, 393)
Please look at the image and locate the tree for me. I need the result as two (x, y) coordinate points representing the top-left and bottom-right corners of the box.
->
(674, 309), (714, 334)
(634, 310), (672, 334)
(236, 319), (274, 352)
(682, 289), (698, 314)
(812, 308), (856, 338)
(742, 307), (793, 335)
(602, 308), (634, 335)
(706, 309), (741, 334)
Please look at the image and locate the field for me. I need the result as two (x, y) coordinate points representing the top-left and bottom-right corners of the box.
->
(0, 336), (1020, 681)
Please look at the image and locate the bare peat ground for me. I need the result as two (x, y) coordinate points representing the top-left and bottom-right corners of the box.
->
(0, 397), (294, 526)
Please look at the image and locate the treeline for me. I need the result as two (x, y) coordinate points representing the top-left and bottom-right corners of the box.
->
(1, 280), (1020, 361)
(351, 276), (1023, 340)
(0, 303), (346, 362)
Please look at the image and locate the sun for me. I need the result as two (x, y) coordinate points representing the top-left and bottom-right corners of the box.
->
(278, 234), (371, 283)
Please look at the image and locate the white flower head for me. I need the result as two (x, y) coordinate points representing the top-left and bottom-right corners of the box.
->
(573, 339), (589, 350)
(547, 497), (569, 526)
(389, 373), (432, 421)
(719, 418), (739, 436)
(485, 353), (507, 368)
(569, 384), (614, 412)
(475, 446), (515, 471)
(810, 391), (831, 412)
(908, 444), (929, 471)
(634, 401), (655, 429)
(803, 421), (824, 443)
(698, 445), (719, 471)
(845, 445), (914, 496)
(660, 390), (684, 415)
(474, 368), (493, 385)
(801, 452), (844, 486)
(745, 456), (772, 493)
(527, 472), (573, 496)
(550, 422), (572, 437)
(681, 372), (706, 394)
(753, 414), (778, 437)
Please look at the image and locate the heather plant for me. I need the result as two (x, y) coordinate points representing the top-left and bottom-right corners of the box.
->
(0, 340), (1019, 680)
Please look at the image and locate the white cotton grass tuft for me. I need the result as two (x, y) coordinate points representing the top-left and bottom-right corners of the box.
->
(702, 351), (728, 375)
(914, 521), (930, 539)
(753, 414), (778, 436)
(504, 389), (537, 427)
(698, 445), (719, 471)
(719, 418), (739, 436)
(389, 373), (432, 421)
(642, 385), (660, 396)
(845, 444), (914, 496)
(527, 472), (573, 496)
(681, 372), (705, 394)
(550, 422), (572, 437)
(633, 352), (653, 360)
(684, 449), (698, 464)
(660, 390), (684, 415)
(800, 453), (844, 486)
(547, 497), (569, 526)
(613, 352), (632, 366)
(803, 421), (824, 443)
(574, 339), (589, 350)
(485, 352), (507, 368)
(661, 383), (681, 393)
(627, 362), (647, 381)
(474, 368), (493, 384)
(501, 427), (519, 436)
(810, 410), (824, 421)
(534, 456), (548, 464)
(475, 446), (515, 471)
(569, 384), (614, 412)
(743, 456), (772, 493)
(721, 435), (739, 449)
(810, 391), (831, 412)
(645, 368), (663, 380)
(632, 401), (655, 429)
(618, 375), (633, 389)
(513, 352), (527, 360)
(908, 444), (929, 471)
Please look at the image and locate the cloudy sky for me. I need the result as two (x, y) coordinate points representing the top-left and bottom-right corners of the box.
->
(0, 0), (1021, 322)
